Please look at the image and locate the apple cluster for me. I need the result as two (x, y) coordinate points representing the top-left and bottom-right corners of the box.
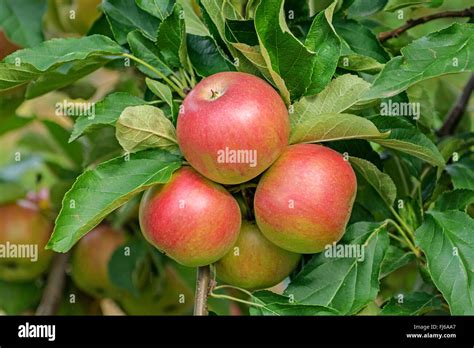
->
(139, 72), (358, 290)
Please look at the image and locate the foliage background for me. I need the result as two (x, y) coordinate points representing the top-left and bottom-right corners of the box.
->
(0, 0), (472, 316)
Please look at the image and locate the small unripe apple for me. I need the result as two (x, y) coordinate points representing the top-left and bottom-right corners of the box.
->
(139, 167), (241, 267)
(254, 144), (357, 254)
(119, 265), (193, 315)
(215, 221), (301, 290)
(0, 203), (53, 282)
(177, 72), (290, 184)
(71, 224), (126, 298)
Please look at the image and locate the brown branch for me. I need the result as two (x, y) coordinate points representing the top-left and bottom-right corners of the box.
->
(35, 253), (70, 316)
(193, 265), (211, 316)
(437, 74), (474, 137)
(379, 7), (474, 42)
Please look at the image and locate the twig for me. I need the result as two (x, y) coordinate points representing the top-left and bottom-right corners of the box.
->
(35, 253), (70, 315)
(437, 74), (474, 137)
(379, 7), (474, 42)
(193, 265), (211, 316)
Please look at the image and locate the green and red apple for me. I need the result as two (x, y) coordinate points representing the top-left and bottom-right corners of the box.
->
(254, 144), (357, 254)
(0, 203), (53, 282)
(71, 224), (126, 298)
(177, 72), (290, 185)
(139, 167), (241, 267)
(215, 221), (301, 290)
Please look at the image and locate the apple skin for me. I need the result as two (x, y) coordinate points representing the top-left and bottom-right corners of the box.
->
(139, 166), (241, 267)
(215, 221), (301, 290)
(177, 72), (290, 185)
(254, 144), (357, 254)
(0, 204), (53, 282)
(0, 31), (21, 60)
(71, 224), (126, 299)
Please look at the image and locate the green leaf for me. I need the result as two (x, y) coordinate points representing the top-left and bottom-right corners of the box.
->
(0, 280), (42, 314)
(25, 60), (108, 99)
(333, 17), (389, 63)
(434, 189), (474, 212)
(0, 64), (37, 91)
(224, 20), (271, 79)
(108, 237), (148, 296)
(255, 0), (340, 101)
(369, 116), (445, 167)
(145, 81), (171, 105)
(255, 0), (312, 102)
(354, 175), (392, 221)
(446, 156), (474, 190)
(303, 1), (341, 95)
(225, 19), (259, 46)
(156, 2), (187, 69)
(415, 210), (474, 315)
(201, 1), (259, 75)
(363, 23), (474, 100)
(127, 30), (174, 79)
(406, 84), (436, 129)
(135, 0), (175, 20)
(42, 120), (84, 169)
(289, 74), (387, 143)
(177, 0), (209, 36)
(350, 157), (397, 206)
(102, 0), (160, 44)
(290, 112), (386, 144)
(0, 0), (46, 47)
(146, 78), (175, 121)
(47, 149), (182, 253)
(83, 128), (122, 166)
(115, 105), (179, 153)
(285, 221), (389, 314)
(0, 114), (33, 136)
(338, 54), (384, 74)
(380, 245), (416, 278)
(292, 74), (371, 116)
(384, 0), (443, 12)
(0, 35), (124, 96)
(380, 292), (444, 315)
(347, 0), (389, 16)
(186, 34), (236, 77)
(70, 93), (146, 142)
(250, 291), (339, 316)
(200, 0), (232, 45)
(3, 35), (124, 71)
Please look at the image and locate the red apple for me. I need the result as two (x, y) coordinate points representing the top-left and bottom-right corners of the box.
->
(0, 203), (53, 281)
(71, 224), (126, 298)
(215, 221), (301, 290)
(254, 144), (357, 254)
(177, 72), (289, 185)
(139, 167), (241, 267)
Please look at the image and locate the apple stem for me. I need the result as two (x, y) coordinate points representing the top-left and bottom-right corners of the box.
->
(210, 89), (220, 99)
(193, 265), (211, 316)
(36, 252), (70, 315)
